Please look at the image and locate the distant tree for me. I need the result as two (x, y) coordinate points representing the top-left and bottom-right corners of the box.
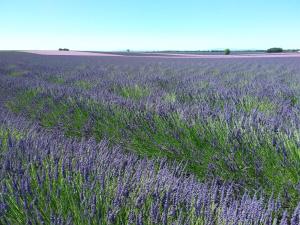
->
(127, 49), (130, 53)
(224, 49), (230, 55)
(59, 48), (69, 51)
(266, 47), (283, 53)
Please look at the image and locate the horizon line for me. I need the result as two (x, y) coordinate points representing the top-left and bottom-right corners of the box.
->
(2, 48), (300, 52)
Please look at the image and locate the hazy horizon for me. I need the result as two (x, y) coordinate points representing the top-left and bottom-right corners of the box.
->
(1, 0), (300, 51)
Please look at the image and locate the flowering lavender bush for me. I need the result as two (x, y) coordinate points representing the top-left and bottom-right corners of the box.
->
(0, 115), (295, 224)
(1, 51), (300, 223)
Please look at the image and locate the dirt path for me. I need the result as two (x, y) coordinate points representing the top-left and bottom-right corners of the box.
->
(22, 50), (123, 57)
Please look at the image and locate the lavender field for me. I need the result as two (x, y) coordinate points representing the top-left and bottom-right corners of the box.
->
(1, 51), (300, 224)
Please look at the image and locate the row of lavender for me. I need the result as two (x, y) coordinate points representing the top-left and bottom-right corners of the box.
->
(2, 52), (300, 131)
(0, 111), (298, 224)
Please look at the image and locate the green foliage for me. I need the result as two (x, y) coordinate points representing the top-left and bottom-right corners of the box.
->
(290, 95), (298, 106)
(0, 155), (227, 224)
(238, 96), (276, 113)
(164, 93), (176, 103)
(74, 80), (94, 90)
(224, 49), (231, 55)
(5, 89), (40, 113)
(117, 85), (150, 100)
(266, 48), (283, 53)
(47, 76), (65, 84)
(3, 161), (94, 224)
(6, 89), (300, 206)
(8, 71), (26, 77)
(40, 100), (68, 128)
(64, 105), (89, 137)
(0, 127), (24, 155)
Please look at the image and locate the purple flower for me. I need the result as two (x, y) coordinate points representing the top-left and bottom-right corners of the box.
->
(280, 210), (288, 225)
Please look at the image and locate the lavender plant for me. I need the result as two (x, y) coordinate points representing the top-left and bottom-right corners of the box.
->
(0, 117), (296, 224)
(1, 51), (300, 223)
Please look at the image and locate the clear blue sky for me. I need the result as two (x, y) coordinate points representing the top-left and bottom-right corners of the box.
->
(1, 0), (299, 51)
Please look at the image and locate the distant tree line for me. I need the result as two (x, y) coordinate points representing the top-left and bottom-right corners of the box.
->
(266, 47), (283, 53)
(59, 48), (69, 51)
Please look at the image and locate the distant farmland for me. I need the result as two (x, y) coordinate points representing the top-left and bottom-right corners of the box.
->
(23, 50), (300, 58)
